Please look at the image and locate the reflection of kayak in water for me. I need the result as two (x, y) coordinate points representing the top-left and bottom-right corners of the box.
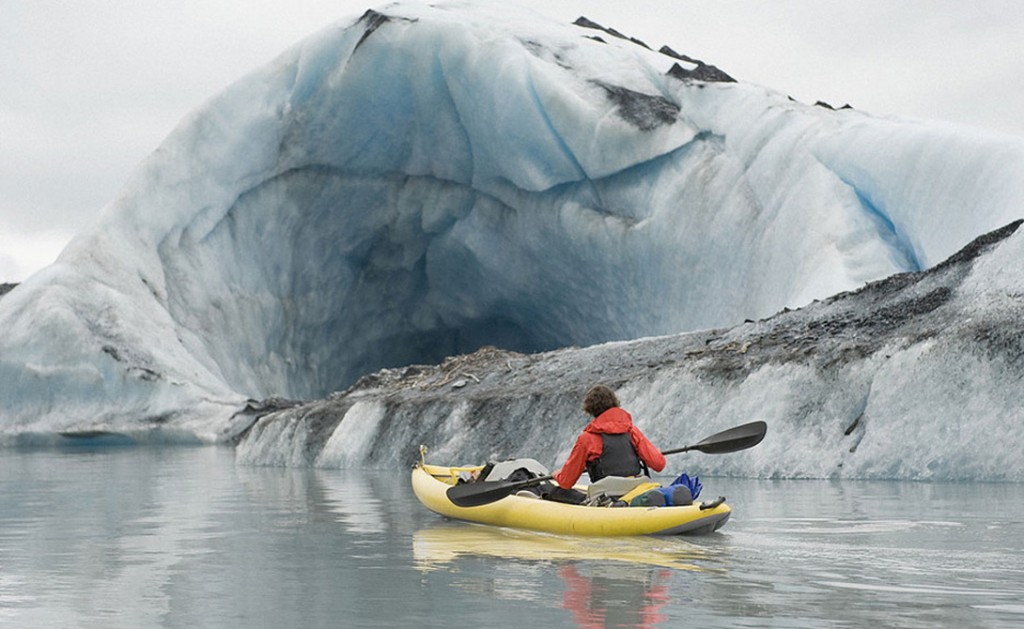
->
(412, 524), (713, 572)
(412, 462), (730, 536)
(414, 526), (693, 627)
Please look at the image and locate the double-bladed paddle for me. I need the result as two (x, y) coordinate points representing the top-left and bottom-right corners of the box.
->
(445, 420), (767, 508)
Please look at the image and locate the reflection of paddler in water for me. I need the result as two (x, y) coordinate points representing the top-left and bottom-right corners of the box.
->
(413, 525), (715, 625)
(559, 563), (670, 629)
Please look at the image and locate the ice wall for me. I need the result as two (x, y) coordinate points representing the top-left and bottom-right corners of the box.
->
(238, 222), (1024, 481)
(2, 2), (1023, 452)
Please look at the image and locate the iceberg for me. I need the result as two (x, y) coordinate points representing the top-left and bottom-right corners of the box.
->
(2, 2), (1023, 478)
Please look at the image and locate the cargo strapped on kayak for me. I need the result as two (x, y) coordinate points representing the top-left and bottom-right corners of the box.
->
(482, 458), (550, 482)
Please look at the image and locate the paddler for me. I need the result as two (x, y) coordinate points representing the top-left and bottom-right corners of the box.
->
(547, 384), (666, 504)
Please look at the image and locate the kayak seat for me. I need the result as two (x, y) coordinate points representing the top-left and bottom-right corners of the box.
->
(586, 475), (651, 500)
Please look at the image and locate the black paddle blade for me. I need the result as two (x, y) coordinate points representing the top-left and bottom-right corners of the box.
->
(446, 475), (553, 508)
(691, 420), (767, 454)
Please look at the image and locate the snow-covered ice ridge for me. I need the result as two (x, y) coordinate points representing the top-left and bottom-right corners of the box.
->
(2, 2), (1023, 478)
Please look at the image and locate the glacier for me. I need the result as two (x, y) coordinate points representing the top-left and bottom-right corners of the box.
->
(237, 219), (1024, 480)
(1, 2), (1023, 479)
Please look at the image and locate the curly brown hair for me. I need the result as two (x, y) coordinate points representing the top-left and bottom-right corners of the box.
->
(582, 385), (620, 417)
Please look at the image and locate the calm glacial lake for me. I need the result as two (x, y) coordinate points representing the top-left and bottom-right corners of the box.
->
(2, 446), (1022, 628)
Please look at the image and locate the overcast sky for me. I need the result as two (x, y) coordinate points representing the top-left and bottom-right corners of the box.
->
(2, 0), (1023, 281)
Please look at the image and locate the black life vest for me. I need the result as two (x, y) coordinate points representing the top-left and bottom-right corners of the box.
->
(585, 432), (644, 482)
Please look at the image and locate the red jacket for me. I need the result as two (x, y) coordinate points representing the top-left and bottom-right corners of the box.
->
(553, 407), (666, 489)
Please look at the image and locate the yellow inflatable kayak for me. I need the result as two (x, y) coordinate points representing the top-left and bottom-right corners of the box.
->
(412, 462), (730, 536)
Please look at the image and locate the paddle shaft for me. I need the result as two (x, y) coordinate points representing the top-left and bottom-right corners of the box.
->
(660, 445), (697, 455)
